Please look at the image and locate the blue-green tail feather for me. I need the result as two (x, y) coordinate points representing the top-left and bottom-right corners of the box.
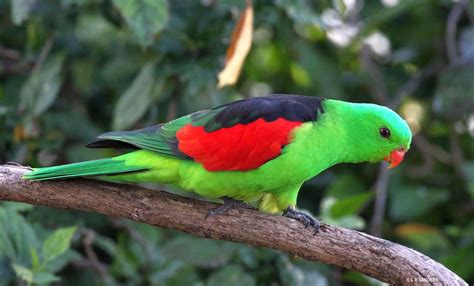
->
(23, 158), (147, 181)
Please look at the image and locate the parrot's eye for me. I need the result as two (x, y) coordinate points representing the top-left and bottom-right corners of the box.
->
(379, 127), (391, 138)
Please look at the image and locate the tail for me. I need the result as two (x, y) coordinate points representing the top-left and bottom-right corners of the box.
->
(23, 157), (148, 181)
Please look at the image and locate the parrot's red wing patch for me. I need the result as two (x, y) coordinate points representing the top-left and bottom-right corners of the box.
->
(177, 118), (302, 171)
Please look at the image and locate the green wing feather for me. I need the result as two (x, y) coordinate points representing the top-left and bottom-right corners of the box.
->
(86, 109), (223, 158)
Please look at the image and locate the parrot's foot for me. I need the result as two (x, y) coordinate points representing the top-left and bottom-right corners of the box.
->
(206, 197), (256, 218)
(283, 206), (320, 234)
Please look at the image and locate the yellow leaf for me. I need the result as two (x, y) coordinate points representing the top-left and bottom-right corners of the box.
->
(13, 125), (26, 142)
(395, 223), (437, 237)
(217, 0), (253, 88)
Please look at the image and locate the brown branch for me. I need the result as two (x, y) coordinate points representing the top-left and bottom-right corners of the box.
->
(369, 163), (390, 237)
(81, 229), (111, 281)
(412, 134), (452, 165)
(32, 35), (54, 73)
(360, 44), (388, 104)
(446, 0), (469, 65)
(0, 35), (54, 78)
(0, 165), (467, 286)
(0, 45), (21, 60)
(389, 62), (445, 109)
(449, 127), (467, 182)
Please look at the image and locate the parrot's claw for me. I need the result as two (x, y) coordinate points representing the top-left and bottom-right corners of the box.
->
(283, 206), (320, 234)
(206, 197), (255, 219)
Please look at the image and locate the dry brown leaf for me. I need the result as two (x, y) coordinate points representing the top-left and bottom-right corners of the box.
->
(217, 0), (253, 88)
(13, 125), (26, 142)
(395, 223), (437, 236)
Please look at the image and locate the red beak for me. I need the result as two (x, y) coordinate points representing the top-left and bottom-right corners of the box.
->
(384, 149), (406, 169)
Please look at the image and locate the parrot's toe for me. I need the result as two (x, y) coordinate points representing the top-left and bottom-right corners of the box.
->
(205, 197), (256, 219)
(283, 206), (320, 234)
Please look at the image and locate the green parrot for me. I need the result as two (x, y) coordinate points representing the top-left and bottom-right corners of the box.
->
(24, 94), (412, 232)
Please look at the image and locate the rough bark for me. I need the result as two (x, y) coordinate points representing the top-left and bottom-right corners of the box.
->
(0, 165), (467, 286)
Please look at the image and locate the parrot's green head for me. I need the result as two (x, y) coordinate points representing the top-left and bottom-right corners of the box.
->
(330, 101), (413, 168)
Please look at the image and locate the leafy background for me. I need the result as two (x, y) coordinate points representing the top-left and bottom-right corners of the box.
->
(1, 0), (473, 285)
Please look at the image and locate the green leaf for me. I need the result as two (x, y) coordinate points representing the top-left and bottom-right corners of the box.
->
(45, 250), (81, 274)
(235, 246), (258, 269)
(360, 0), (428, 38)
(30, 248), (40, 271)
(275, 0), (323, 27)
(217, 0), (245, 10)
(32, 272), (60, 284)
(0, 105), (7, 116)
(290, 63), (311, 87)
(441, 244), (474, 278)
(206, 265), (255, 286)
(112, 62), (157, 130)
(277, 256), (328, 286)
(41, 226), (76, 263)
(389, 186), (449, 222)
(294, 41), (343, 99)
(343, 271), (387, 286)
(329, 215), (365, 230)
(0, 208), (38, 263)
(162, 237), (236, 267)
(149, 262), (201, 286)
(326, 174), (367, 199)
(61, 0), (88, 7)
(320, 198), (365, 230)
(330, 192), (374, 218)
(12, 263), (33, 283)
(112, 0), (169, 46)
(11, 0), (35, 25)
(90, 233), (117, 257)
(397, 228), (449, 254)
(46, 111), (101, 142)
(109, 236), (139, 279)
(76, 13), (120, 49)
(19, 55), (65, 117)
(1, 202), (34, 213)
(0, 259), (13, 285)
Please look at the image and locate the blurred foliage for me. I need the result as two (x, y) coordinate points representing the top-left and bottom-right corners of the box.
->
(0, 204), (77, 285)
(0, 0), (473, 285)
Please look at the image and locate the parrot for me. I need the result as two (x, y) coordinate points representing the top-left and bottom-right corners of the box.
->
(24, 94), (412, 232)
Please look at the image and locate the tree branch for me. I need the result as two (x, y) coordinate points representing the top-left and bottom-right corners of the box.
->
(360, 44), (388, 104)
(369, 163), (390, 237)
(0, 165), (467, 286)
(446, 0), (469, 65)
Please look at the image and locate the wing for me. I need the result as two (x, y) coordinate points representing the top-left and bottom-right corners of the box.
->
(87, 94), (325, 171)
(86, 116), (192, 159)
